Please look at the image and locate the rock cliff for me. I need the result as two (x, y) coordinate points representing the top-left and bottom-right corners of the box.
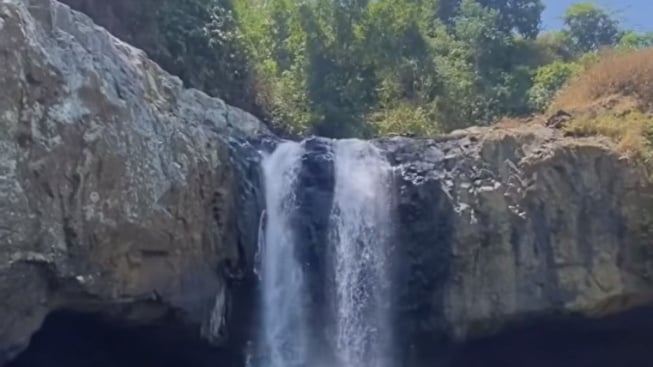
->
(0, 0), (266, 363)
(1, 0), (653, 366)
(380, 127), (653, 362)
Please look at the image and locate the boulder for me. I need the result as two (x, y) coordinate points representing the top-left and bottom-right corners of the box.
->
(0, 0), (266, 362)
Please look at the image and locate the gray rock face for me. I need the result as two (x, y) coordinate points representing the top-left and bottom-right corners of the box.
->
(383, 127), (653, 343)
(386, 127), (653, 362)
(0, 0), (267, 362)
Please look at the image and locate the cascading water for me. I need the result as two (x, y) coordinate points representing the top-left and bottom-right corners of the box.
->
(258, 141), (308, 367)
(329, 139), (394, 367)
(256, 138), (394, 367)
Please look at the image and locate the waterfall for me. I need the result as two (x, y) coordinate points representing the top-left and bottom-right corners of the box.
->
(259, 141), (308, 367)
(257, 138), (394, 367)
(330, 139), (394, 367)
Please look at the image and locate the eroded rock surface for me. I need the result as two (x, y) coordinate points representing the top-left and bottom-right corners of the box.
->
(0, 0), (266, 363)
(382, 126), (653, 346)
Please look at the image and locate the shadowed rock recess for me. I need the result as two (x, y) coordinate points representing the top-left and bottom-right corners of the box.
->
(1, 0), (653, 366)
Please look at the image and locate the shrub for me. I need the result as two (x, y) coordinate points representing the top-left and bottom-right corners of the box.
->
(528, 61), (582, 111)
(369, 101), (441, 137)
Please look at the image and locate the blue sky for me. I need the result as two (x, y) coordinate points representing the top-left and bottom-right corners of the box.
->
(541, 0), (652, 32)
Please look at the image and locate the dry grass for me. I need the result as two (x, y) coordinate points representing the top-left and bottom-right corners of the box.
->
(564, 111), (653, 159)
(550, 48), (653, 164)
(494, 115), (542, 128)
(551, 48), (653, 113)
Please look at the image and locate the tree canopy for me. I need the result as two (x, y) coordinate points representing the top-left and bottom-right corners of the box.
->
(563, 2), (622, 53)
(155, 0), (651, 138)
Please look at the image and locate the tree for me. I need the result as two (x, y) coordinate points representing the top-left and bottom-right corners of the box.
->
(234, 0), (314, 134)
(563, 2), (621, 53)
(360, 0), (439, 106)
(158, 0), (249, 97)
(299, 0), (380, 138)
(478, 0), (543, 39)
(359, 0), (443, 136)
(431, 0), (541, 127)
(432, 0), (543, 39)
(433, 0), (461, 26)
(531, 31), (575, 62)
(618, 31), (653, 49)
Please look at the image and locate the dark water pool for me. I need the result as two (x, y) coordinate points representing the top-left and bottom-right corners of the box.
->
(8, 306), (653, 367)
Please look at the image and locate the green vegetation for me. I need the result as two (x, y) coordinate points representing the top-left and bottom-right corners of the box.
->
(562, 2), (621, 54)
(156, 0), (653, 139)
(529, 61), (583, 112)
(156, 0), (257, 111)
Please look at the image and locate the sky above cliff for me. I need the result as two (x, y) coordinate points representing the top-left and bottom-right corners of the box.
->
(542, 0), (652, 32)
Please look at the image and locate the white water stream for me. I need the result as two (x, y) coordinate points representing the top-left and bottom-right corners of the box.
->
(257, 139), (394, 367)
(330, 139), (394, 367)
(259, 141), (308, 367)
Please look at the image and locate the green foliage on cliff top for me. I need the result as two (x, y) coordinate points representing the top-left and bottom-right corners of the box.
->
(156, 0), (653, 139)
